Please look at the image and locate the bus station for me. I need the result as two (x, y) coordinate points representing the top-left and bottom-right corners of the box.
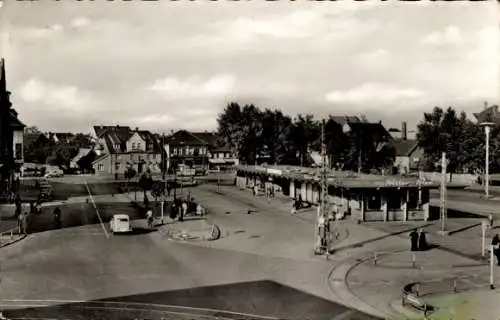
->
(235, 165), (440, 222)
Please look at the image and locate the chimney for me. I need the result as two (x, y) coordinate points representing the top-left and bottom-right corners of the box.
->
(401, 121), (407, 140)
(135, 127), (139, 131)
(485, 101), (488, 110)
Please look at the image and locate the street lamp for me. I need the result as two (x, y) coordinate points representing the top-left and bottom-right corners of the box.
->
(480, 122), (494, 199)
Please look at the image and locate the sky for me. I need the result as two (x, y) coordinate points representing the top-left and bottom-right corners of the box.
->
(0, 0), (498, 135)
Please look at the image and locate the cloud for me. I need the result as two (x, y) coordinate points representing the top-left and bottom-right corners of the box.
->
(188, 8), (381, 54)
(18, 78), (92, 110)
(421, 25), (463, 45)
(147, 74), (237, 100)
(137, 114), (177, 125)
(325, 83), (425, 105)
(18, 24), (63, 39)
(70, 17), (91, 28)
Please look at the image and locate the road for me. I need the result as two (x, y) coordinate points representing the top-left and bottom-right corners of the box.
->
(0, 181), (380, 320)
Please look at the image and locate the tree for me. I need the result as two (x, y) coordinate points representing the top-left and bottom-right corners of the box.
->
(287, 114), (320, 166)
(138, 169), (153, 198)
(124, 166), (136, 191)
(260, 109), (293, 165)
(23, 127), (53, 164)
(417, 106), (474, 174)
(216, 102), (263, 165)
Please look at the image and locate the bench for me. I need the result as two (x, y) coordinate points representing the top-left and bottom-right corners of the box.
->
(402, 283), (433, 315)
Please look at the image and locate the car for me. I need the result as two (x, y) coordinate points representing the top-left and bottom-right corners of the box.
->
(109, 214), (132, 234)
(44, 171), (64, 178)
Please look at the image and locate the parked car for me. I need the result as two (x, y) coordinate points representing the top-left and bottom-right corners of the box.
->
(109, 214), (132, 234)
(44, 171), (64, 178)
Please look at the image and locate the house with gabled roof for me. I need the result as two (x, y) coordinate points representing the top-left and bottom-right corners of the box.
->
(163, 130), (238, 171)
(473, 102), (500, 124)
(90, 125), (163, 177)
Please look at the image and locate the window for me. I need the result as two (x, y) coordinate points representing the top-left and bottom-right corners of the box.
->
(132, 143), (136, 150)
(15, 143), (22, 160)
(137, 143), (141, 150)
(194, 148), (200, 156)
(98, 164), (104, 171)
(115, 163), (120, 171)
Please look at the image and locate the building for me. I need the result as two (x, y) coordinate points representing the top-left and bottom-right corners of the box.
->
(473, 102), (500, 124)
(0, 58), (25, 193)
(391, 139), (423, 174)
(91, 125), (163, 177)
(164, 130), (239, 171)
(235, 165), (439, 222)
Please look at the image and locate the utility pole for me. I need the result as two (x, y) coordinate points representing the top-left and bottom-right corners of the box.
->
(315, 120), (329, 255)
(438, 152), (449, 235)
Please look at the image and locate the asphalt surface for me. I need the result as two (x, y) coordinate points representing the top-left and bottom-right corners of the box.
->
(0, 181), (380, 320)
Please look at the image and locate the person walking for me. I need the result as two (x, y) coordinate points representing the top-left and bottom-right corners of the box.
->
(409, 229), (419, 251)
(492, 234), (500, 265)
(489, 214), (494, 229)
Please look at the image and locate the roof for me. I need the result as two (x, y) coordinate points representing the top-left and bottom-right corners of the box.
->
(92, 153), (110, 164)
(391, 139), (419, 157)
(9, 111), (25, 128)
(93, 125), (132, 140)
(473, 105), (500, 123)
(347, 122), (391, 139)
(98, 127), (162, 154)
(235, 165), (440, 189)
(71, 148), (91, 163)
(167, 130), (208, 146)
(329, 116), (361, 126)
(191, 132), (218, 145)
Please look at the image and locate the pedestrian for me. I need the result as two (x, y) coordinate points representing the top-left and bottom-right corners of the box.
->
(35, 200), (42, 215)
(253, 185), (258, 197)
(22, 212), (28, 234)
(291, 200), (297, 214)
(53, 207), (61, 229)
(492, 234), (500, 265)
(489, 214), (494, 229)
(182, 201), (188, 218)
(418, 228), (427, 251)
(410, 229), (419, 251)
(146, 209), (153, 228)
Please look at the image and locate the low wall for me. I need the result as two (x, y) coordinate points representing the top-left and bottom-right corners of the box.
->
(419, 172), (477, 185)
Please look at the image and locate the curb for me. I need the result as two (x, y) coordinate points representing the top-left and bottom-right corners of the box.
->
(327, 248), (404, 320)
(0, 234), (27, 249)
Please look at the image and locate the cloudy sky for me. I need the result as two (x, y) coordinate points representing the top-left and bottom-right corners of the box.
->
(0, 1), (498, 134)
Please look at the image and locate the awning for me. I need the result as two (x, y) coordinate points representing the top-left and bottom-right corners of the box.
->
(209, 159), (226, 164)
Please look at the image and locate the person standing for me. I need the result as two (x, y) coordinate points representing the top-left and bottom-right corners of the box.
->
(53, 207), (61, 229)
(418, 228), (427, 251)
(181, 201), (188, 219)
(489, 214), (494, 229)
(410, 229), (419, 251)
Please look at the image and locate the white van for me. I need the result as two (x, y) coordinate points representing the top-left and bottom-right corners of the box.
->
(109, 214), (132, 234)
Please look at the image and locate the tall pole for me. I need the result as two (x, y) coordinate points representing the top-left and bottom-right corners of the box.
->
(439, 152), (447, 233)
(315, 120), (329, 255)
(486, 125), (491, 198)
(490, 244), (495, 289)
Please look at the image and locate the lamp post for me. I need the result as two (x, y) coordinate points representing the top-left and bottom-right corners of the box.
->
(480, 122), (494, 199)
